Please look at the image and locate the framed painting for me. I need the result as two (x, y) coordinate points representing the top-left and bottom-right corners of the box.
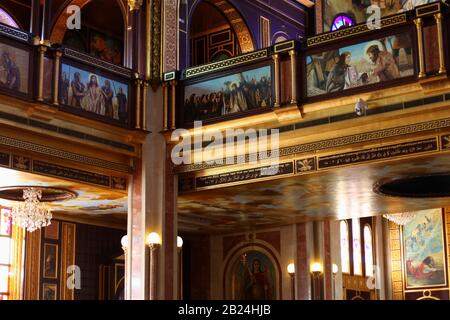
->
(0, 40), (31, 96)
(59, 61), (130, 127)
(402, 208), (447, 289)
(229, 250), (277, 300)
(306, 31), (415, 99)
(182, 63), (273, 125)
(42, 283), (57, 300)
(43, 243), (58, 279)
(90, 30), (123, 65)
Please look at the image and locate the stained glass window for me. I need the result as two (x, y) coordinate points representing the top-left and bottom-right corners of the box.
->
(331, 14), (354, 31)
(352, 218), (362, 276)
(364, 225), (374, 277)
(340, 220), (350, 273)
(0, 8), (19, 28)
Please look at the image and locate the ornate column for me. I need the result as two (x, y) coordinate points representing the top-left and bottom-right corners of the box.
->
(163, 82), (169, 131)
(414, 18), (426, 78)
(36, 42), (48, 102)
(52, 49), (63, 106)
(289, 50), (298, 105)
(170, 80), (177, 130)
(434, 13), (446, 75)
(272, 53), (281, 108)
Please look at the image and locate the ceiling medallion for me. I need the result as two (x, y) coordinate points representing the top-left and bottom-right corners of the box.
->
(0, 186), (77, 232)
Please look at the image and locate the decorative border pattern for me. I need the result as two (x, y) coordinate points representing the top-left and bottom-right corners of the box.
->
(63, 48), (132, 78)
(318, 138), (438, 169)
(0, 24), (30, 42)
(296, 157), (317, 173)
(0, 135), (132, 173)
(33, 160), (111, 188)
(185, 49), (269, 79)
(0, 151), (126, 190)
(194, 162), (294, 190)
(306, 14), (407, 47)
(177, 117), (450, 173)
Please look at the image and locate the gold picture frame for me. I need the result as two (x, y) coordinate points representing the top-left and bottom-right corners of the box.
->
(401, 208), (448, 290)
(43, 243), (58, 279)
(42, 283), (57, 300)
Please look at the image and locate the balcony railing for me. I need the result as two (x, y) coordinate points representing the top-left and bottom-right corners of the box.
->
(164, 1), (448, 130)
(0, 23), (146, 130)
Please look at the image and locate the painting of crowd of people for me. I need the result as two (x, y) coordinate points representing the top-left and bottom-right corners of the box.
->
(183, 65), (272, 123)
(324, 0), (438, 32)
(306, 33), (414, 98)
(0, 44), (29, 94)
(60, 64), (129, 124)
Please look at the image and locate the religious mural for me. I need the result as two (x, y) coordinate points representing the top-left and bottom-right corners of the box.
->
(60, 63), (129, 125)
(0, 43), (29, 94)
(306, 33), (414, 98)
(323, 0), (439, 32)
(63, 28), (123, 65)
(403, 208), (447, 289)
(183, 65), (272, 123)
(230, 251), (276, 300)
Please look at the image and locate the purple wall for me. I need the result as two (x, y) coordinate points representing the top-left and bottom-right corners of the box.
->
(179, 0), (308, 69)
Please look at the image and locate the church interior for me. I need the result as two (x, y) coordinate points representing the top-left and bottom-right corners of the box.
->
(0, 0), (449, 301)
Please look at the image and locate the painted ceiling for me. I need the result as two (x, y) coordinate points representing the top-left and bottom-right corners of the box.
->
(178, 152), (450, 233)
(0, 167), (127, 225)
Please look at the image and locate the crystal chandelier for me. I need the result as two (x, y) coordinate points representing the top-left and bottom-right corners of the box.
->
(383, 211), (416, 226)
(9, 187), (52, 232)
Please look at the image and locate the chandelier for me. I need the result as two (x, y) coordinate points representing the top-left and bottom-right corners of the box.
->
(383, 212), (416, 226)
(9, 187), (52, 232)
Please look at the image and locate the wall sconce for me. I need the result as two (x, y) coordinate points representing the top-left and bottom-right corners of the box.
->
(332, 264), (339, 300)
(147, 232), (161, 300)
(121, 235), (129, 300)
(310, 262), (323, 300)
(177, 236), (184, 300)
(287, 263), (296, 300)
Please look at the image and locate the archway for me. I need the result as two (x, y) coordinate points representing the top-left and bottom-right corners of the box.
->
(189, 0), (255, 66)
(50, 0), (126, 64)
(0, 6), (20, 29)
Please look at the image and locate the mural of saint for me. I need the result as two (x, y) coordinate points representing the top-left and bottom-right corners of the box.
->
(229, 250), (277, 300)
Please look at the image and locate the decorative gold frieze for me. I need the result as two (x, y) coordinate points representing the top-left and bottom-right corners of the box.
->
(307, 14), (407, 47)
(185, 50), (269, 79)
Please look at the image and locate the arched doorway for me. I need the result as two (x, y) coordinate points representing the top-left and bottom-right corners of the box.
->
(189, 0), (255, 66)
(50, 0), (126, 65)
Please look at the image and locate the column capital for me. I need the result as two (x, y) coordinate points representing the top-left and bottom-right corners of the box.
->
(128, 0), (144, 11)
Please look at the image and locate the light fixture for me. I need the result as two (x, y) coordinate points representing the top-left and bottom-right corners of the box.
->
(121, 235), (129, 249)
(287, 263), (296, 300)
(332, 264), (339, 275)
(383, 212), (416, 226)
(287, 263), (295, 275)
(10, 187), (52, 232)
(147, 232), (162, 246)
(311, 262), (323, 274)
(177, 236), (183, 248)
